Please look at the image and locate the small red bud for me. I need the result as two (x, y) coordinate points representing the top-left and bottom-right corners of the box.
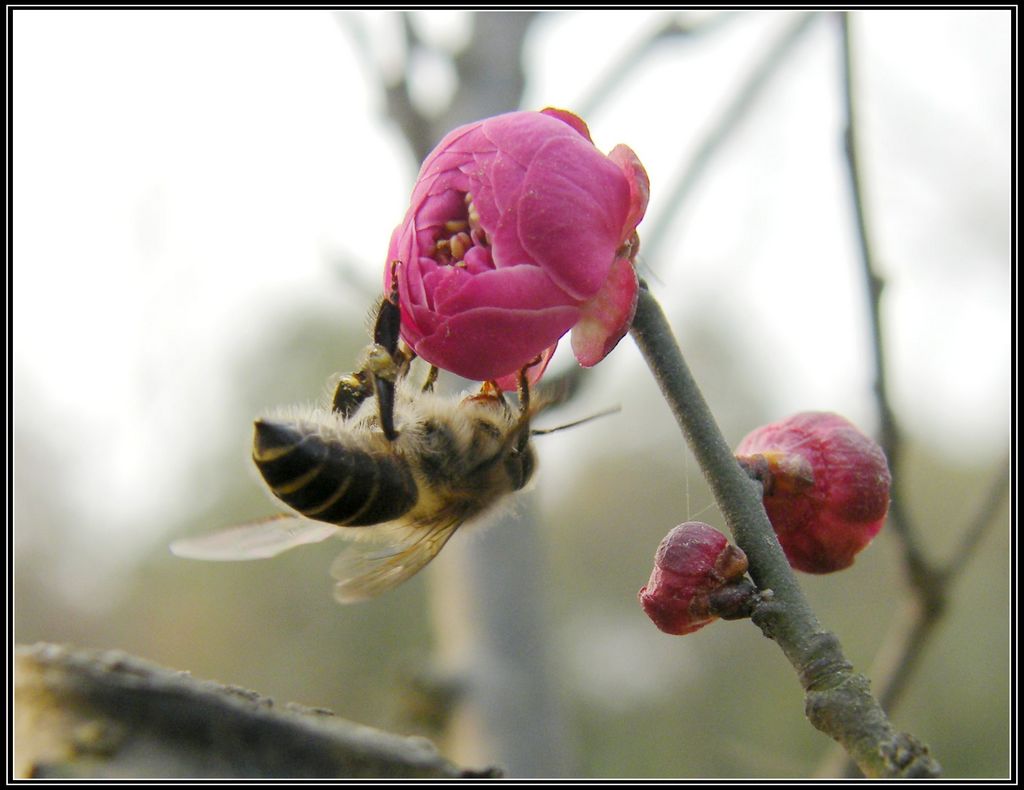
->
(638, 522), (754, 636)
(735, 411), (891, 574)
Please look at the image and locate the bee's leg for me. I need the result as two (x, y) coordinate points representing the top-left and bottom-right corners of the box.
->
(364, 262), (407, 441)
(515, 354), (545, 417)
(421, 365), (439, 393)
(477, 379), (510, 412)
(516, 367), (531, 415)
(332, 371), (373, 417)
(331, 263), (409, 437)
(509, 367), (534, 456)
(373, 266), (403, 359)
(330, 287), (401, 420)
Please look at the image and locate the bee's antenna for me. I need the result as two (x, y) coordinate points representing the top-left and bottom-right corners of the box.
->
(530, 406), (621, 436)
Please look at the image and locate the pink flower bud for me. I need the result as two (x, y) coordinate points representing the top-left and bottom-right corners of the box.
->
(386, 108), (649, 386)
(638, 522), (754, 636)
(735, 412), (891, 574)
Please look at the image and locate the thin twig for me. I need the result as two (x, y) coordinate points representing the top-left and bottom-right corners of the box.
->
(449, 12), (536, 126)
(334, 11), (435, 161)
(944, 464), (1011, 580)
(629, 282), (941, 778)
(642, 12), (821, 265)
(838, 3), (1008, 676)
(574, 11), (739, 119)
(837, 11), (928, 577)
(874, 463), (1010, 713)
(832, 12), (1007, 777)
(821, 459), (1008, 777)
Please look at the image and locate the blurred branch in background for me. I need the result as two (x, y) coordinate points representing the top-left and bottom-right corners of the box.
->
(338, 11), (537, 161)
(14, 643), (495, 779)
(869, 468), (1009, 715)
(642, 12), (820, 267)
(573, 11), (739, 120)
(825, 11), (1010, 778)
(447, 13), (537, 130)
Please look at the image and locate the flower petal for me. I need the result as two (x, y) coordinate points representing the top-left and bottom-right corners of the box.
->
(608, 144), (650, 241)
(480, 111), (580, 169)
(416, 121), (487, 178)
(414, 305), (579, 382)
(517, 136), (631, 300)
(387, 228), (427, 307)
(540, 107), (593, 141)
(415, 189), (468, 234)
(433, 265), (575, 315)
(493, 343), (558, 391)
(570, 255), (639, 367)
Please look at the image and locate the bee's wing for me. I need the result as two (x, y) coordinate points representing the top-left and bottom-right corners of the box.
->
(329, 519), (460, 603)
(170, 515), (339, 561)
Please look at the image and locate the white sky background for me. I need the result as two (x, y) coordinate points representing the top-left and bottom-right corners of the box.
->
(12, 10), (1011, 606)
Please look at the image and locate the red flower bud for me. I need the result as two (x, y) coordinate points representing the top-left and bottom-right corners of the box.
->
(735, 412), (891, 574)
(638, 522), (755, 636)
(386, 108), (649, 388)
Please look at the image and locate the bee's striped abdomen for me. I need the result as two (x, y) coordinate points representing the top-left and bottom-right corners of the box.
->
(252, 419), (418, 526)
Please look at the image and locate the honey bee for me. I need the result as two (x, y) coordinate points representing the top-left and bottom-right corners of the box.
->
(171, 270), (550, 603)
